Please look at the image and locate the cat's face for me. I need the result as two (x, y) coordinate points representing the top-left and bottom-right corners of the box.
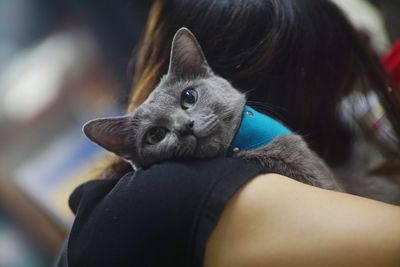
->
(84, 28), (245, 167)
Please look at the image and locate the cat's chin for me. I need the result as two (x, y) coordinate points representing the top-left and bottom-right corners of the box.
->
(175, 135), (197, 158)
(193, 135), (225, 158)
(175, 134), (221, 159)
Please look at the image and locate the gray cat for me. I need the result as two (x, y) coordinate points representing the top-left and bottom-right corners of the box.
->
(84, 28), (341, 191)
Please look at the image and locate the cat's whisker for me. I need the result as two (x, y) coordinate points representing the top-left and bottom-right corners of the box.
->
(220, 110), (235, 121)
(246, 101), (287, 121)
(242, 88), (257, 95)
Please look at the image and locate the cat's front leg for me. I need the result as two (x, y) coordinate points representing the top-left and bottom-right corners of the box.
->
(237, 135), (342, 191)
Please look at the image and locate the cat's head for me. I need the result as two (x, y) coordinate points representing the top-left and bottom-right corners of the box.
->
(83, 28), (245, 167)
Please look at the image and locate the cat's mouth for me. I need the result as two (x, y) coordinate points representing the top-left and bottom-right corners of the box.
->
(174, 115), (222, 158)
(175, 135), (197, 158)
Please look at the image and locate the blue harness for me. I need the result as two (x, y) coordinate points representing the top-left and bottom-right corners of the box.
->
(227, 105), (291, 156)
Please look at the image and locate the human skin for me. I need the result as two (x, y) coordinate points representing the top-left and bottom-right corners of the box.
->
(204, 174), (400, 267)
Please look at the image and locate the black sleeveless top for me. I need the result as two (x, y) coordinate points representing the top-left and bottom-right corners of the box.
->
(56, 157), (264, 267)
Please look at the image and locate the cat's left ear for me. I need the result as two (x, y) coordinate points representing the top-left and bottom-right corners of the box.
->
(168, 27), (213, 79)
(83, 116), (134, 157)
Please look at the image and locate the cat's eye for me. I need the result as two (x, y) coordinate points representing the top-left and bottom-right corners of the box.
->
(145, 127), (167, 145)
(181, 88), (198, 109)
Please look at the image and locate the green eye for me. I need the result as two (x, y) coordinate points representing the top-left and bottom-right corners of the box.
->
(145, 127), (167, 145)
(181, 88), (198, 109)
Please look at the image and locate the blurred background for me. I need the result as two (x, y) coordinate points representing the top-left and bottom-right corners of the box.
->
(0, 0), (398, 266)
(0, 0), (150, 265)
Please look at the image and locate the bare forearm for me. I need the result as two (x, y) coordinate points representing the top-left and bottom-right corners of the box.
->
(205, 174), (400, 267)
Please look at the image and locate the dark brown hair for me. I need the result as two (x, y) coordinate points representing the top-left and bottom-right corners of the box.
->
(101, 0), (400, 177)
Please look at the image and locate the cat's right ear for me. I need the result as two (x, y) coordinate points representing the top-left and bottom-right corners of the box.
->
(168, 27), (213, 79)
(83, 116), (134, 157)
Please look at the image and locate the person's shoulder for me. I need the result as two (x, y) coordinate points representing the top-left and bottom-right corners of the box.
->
(65, 157), (264, 267)
(68, 157), (262, 216)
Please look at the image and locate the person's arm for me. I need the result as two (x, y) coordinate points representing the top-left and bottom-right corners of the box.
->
(204, 173), (400, 267)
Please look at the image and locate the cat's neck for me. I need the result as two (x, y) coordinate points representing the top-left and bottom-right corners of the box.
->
(227, 105), (291, 156)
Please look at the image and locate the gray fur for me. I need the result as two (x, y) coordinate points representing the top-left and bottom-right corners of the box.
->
(238, 135), (341, 190)
(84, 28), (341, 191)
